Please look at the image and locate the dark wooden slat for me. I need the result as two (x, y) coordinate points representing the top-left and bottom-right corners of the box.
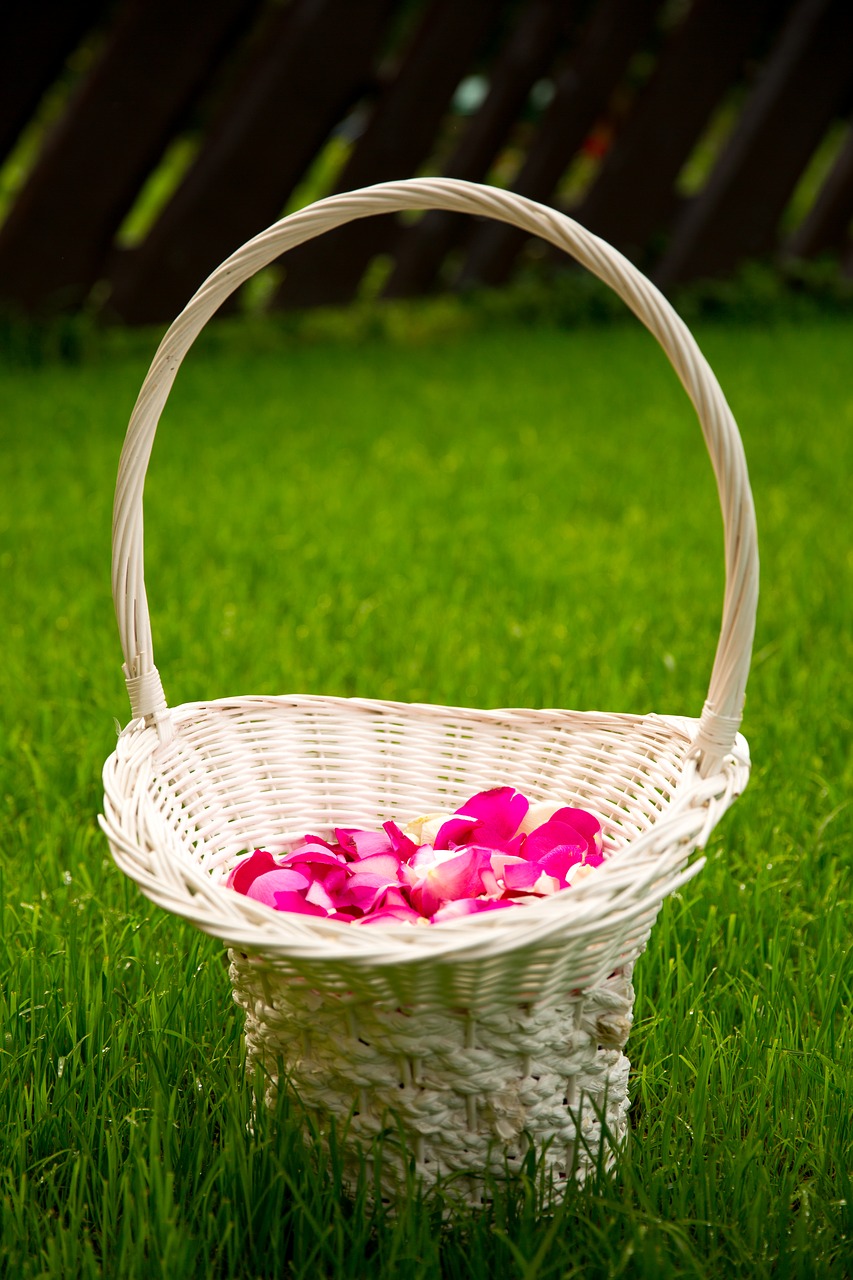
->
(0, 0), (109, 166)
(655, 0), (853, 290)
(0, 0), (261, 314)
(457, 0), (662, 289)
(575, 0), (783, 263)
(273, 0), (503, 310)
(843, 235), (853, 276)
(109, 0), (395, 325)
(383, 0), (573, 299)
(786, 120), (853, 258)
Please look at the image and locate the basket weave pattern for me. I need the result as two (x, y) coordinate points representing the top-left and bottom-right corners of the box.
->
(234, 961), (634, 1191)
(100, 179), (758, 1200)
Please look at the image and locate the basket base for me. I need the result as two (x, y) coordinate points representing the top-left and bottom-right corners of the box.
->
(230, 951), (633, 1203)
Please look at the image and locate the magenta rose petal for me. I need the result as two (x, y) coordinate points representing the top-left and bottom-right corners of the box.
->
(298, 834), (343, 854)
(547, 807), (603, 852)
(270, 890), (330, 916)
(524, 818), (589, 862)
(226, 848), (279, 894)
(281, 847), (347, 870)
(376, 885), (413, 911)
(452, 787), (529, 838)
(338, 882), (386, 914)
(383, 820), (420, 859)
(433, 814), (480, 851)
(539, 845), (585, 882)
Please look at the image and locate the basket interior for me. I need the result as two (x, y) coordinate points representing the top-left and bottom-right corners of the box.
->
(139, 696), (697, 878)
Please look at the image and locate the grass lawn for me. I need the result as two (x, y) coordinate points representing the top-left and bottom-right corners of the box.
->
(0, 307), (850, 1278)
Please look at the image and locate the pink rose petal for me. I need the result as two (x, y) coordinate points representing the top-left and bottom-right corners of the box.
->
(502, 860), (544, 891)
(357, 904), (425, 925)
(244, 867), (312, 907)
(349, 852), (403, 882)
(431, 897), (518, 923)
(304, 879), (337, 911)
(410, 847), (490, 916)
(335, 828), (394, 860)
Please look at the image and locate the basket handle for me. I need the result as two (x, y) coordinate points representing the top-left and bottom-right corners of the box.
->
(113, 177), (758, 777)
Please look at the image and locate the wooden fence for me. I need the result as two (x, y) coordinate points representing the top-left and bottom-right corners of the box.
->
(1, 0), (852, 324)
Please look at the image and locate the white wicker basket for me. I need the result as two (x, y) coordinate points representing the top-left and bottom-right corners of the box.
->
(101, 178), (758, 1202)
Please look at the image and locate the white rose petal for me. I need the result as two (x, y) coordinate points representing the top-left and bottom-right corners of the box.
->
(402, 813), (448, 845)
(516, 799), (565, 836)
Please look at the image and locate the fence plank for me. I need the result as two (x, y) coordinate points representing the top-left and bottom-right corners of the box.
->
(0, 0), (110, 167)
(273, 0), (503, 310)
(0, 0), (261, 313)
(383, 0), (572, 299)
(786, 121), (853, 258)
(655, 0), (853, 289)
(108, 0), (396, 324)
(3, 0), (851, 320)
(457, 0), (662, 289)
(575, 0), (782, 263)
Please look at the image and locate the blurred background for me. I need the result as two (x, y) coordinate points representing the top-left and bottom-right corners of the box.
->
(1, 0), (852, 325)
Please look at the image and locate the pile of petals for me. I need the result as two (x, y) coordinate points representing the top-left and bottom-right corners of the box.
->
(225, 787), (605, 926)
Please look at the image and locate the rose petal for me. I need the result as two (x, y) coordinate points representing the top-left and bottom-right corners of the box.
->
(523, 818), (590, 862)
(537, 845), (585, 883)
(502, 860), (544, 891)
(531, 870), (562, 895)
(546, 807), (603, 853)
(410, 847), (490, 916)
(349, 852), (403, 882)
(431, 897), (518, 923)
(335, 828), (394, 860)
(382, 820), (420, 859)
(452, 787), (529, 839)
(400, 813), (445, 845)
(433, 814), (480, 850)
(292, 834), (343, 855)
(515, 800), (565, 836)
(226, 848), (279, 894)
(281, 847), (348, 870)
(244, 867), (311, 907)
(305, 879), (337, 910)
(434, 815), (526, 855)
(270, 890), (330, 917)
(356, 904), (425, 925)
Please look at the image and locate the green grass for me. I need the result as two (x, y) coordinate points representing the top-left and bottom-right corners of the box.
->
(0, 310), (851, 1278)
